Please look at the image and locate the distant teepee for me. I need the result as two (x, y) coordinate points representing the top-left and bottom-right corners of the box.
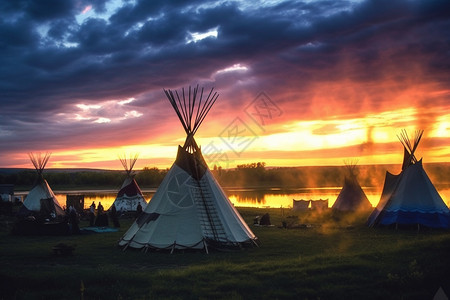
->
(119, 85), (258, 252)
(332, 160), (372, 212)
(367, 130), (450, 228)
(110, 154), (147, 212)
(20, 152), (65, 220)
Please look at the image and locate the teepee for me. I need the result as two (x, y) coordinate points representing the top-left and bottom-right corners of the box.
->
(119, 85), (258, 252)
(367, 130), (450, 228)
(20, 153), (65, 220)
(332, 160), (372, 212)
(110, 154), (147, 212)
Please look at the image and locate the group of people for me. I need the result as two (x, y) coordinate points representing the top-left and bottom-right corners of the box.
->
(89, 201), (108, 227)
(62, 201), (144, 234)
(88, 201), (144, 228)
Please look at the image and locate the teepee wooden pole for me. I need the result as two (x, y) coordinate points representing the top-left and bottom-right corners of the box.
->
(29, 152), (51, 175)
(164, 85), (220, 151)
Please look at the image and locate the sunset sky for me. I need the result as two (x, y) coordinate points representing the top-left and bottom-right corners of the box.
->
(1, 0), (449, 170)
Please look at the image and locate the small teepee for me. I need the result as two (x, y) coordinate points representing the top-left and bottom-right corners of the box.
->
(367, 130), (450, 228)
(111, 154), (147, 212)
(20, 152), (65, 220)
(119, 85), (258, 252)
(332, 160), (372, 212)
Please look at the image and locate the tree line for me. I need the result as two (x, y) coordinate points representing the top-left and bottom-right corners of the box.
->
(0, 167), (168, 190)
(1, 162), (449, 191)
(212, 162), (450, 188)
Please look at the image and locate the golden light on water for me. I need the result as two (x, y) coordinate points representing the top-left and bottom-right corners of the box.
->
(49, 187), (450, 211)
(227, 188), (382, 208)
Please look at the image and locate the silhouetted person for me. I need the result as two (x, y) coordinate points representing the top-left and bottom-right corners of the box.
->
(95, 202), (108, 227)
(97, 202), (104, 215)
(136, 202), (143, 217)
(110, 204), (120, 228)
(68, 206), (80, 234)
(89, 202), (96, 226)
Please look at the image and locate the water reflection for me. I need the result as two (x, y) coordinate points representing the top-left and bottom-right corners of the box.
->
(50, 186), (450, 210)
(227, 187), (351, 208)
(54, 190), (156, 210)
(226, 186), (450, 208)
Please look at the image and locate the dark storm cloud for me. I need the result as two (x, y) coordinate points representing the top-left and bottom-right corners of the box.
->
(0, 0), (74, 22)
(0, 0), (449, 161)
(3, 0), (445, 103)
(247, 0), (450, 116)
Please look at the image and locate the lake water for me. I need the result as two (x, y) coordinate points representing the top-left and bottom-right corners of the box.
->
(49, 185), (450, 210)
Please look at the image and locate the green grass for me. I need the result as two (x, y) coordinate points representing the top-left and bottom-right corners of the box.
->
(1, 208), (450, 299)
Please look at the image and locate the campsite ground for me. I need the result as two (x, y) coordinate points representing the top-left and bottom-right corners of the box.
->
(0, 208), (449, 299)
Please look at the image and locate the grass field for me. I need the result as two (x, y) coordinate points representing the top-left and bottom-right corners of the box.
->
(0, 208), (449, 299)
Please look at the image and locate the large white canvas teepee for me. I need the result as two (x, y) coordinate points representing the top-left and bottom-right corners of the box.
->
(119, 86), (258, 251)
(367, 130), (450, 228)
(20, 153), (65, 220)
(110, 154), (147, 212)
(332, 161), (372, 212)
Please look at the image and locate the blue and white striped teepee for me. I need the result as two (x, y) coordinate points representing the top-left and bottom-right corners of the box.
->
(367, 130), (450, 228)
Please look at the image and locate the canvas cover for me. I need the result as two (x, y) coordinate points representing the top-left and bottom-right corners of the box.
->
(310, 199), (328, 210)
(367, 160), (450, 228)
(119, 146), (257, 250)
(293, 199), (310, 211)
(21, 179), (65, 219)
(332, 177), (372, 211)
(111, 176), (147, 212)
(366, 171), (399, 225)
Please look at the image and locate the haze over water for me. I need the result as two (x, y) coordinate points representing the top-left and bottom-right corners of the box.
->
(48, 186), (450, 211)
